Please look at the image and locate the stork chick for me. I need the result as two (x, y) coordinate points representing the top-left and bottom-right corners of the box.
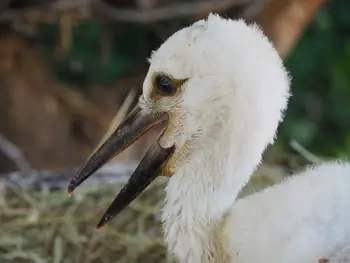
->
(68, 14), (350, 263)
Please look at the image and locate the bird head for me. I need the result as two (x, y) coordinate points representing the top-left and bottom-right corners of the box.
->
(67, 14), (291, 228)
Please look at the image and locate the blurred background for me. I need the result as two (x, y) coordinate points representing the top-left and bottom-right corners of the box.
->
(0, 0), (349, 262)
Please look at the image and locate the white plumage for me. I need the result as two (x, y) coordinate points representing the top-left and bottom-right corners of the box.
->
(141, 14), (350, 263)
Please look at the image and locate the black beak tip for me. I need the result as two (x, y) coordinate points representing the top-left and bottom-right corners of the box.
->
(67, 167), (92, 196)
(67, 184), (74, 195)
(67, 178), (79, 196)
(96, 213), (113, 229)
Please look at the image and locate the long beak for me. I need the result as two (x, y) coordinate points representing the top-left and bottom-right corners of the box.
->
(67, 104), (175, 228)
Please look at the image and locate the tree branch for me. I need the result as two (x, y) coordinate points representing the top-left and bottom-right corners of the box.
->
(258, 0), (326, 58)
(0, 0), (92, 23)
(0, 133), (31, 173)
(0, 0), (259, 24)
(1, 163), (137, 191)
(95, 0), (255, 23)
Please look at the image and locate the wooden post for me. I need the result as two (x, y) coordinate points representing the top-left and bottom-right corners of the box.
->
(258, 0), (326, 57)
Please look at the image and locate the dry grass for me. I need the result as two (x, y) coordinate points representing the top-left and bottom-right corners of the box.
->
(0, 165), (288, 263)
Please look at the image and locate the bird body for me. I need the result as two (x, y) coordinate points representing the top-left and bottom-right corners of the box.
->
(226, 162), (350, 263)
(69, 14), (350, 263)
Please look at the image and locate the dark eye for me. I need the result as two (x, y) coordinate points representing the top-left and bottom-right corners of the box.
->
(155, 74), (176, 96)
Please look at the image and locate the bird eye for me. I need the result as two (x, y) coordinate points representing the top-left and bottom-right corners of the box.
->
(155, 74), (176, 96)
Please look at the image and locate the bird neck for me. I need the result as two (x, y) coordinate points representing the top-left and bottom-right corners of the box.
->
(161, 135), (261, 263)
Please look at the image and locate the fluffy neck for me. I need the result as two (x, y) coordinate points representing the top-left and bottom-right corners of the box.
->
(161, 129), (264, 263)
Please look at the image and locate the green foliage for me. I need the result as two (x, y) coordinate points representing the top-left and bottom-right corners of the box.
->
(36, 0), (350, 158)
(37, 21), (162, 88)
(280, 0), (350, 158)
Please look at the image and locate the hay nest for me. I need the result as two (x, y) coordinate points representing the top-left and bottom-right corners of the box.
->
(0, 164), (288, 263)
